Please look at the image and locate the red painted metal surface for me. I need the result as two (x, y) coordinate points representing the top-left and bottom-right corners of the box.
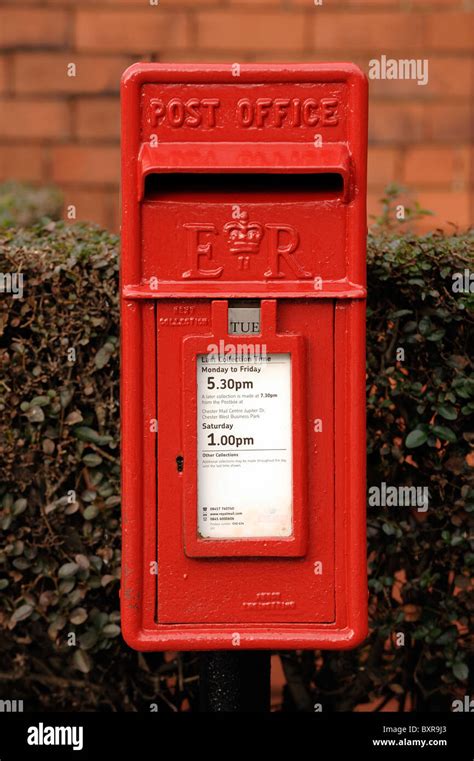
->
(121, 63), (368, 650)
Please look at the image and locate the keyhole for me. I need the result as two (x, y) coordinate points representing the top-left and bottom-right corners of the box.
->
(176, 455), (184, 472)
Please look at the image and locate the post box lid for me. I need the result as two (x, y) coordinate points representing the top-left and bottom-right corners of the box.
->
(121, 63), (368, 300)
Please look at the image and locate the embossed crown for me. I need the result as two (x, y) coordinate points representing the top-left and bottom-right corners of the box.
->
(223, 212), (263, 255)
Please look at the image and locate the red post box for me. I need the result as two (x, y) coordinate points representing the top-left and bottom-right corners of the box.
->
(121, 63), (368, 650)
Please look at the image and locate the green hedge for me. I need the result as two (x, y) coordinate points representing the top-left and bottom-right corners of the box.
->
(0, 212), (472, 711)
(0, 182), (62, 229)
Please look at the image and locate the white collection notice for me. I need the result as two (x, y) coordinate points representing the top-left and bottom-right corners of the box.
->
(197, 352), (293, 539)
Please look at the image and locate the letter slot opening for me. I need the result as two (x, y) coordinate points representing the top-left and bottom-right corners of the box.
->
(144, 172), (345, 201)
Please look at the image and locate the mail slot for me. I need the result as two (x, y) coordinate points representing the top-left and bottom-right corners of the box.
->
(120, 63), (368, 650)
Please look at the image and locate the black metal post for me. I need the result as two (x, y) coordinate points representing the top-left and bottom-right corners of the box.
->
(199, 651), (271, 712)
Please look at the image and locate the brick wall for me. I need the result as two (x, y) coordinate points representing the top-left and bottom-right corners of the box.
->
(0, 0), (472, 231)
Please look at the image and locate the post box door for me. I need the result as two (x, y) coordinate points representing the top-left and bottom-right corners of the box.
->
(156, 297), (335, 624)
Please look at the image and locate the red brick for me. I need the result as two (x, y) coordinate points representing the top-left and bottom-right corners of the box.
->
(0, 99), (70, 139)
(312, 13), (427, 52)
(425, 103), (471, 141)
(75, 98), (120, 140)
(75, 11), (189, 52)
(368, 147), (399, 187)
(1, 0), (148, 3)
(44, 0), (217, 4)
(228, 0), (283, 5)
(51, 145), (120, 184)
(427, 57), (472, 97)
(62, 188), (114, 229)
(367, 191), (385, 225)
(110, 191), (121, 233)
(0, 9), (68, 49)
(427, 12), (474, 50)
(369, 101), (425, 143)
(367, 189), (420, 227)
(197, 11), (306, 51)
(292, 0), (399, 5)
(159, 50), (254, 62)
(13, 54), (132, 95)
(367, 188), (471, 231)
(0, 144), (44, 182)
(415, 190), (471, 230)
(367, 71), (428, 99)
(408, 0), (465, 5)
(403, 146), (471, 187)
(0, 56), (8, 95)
